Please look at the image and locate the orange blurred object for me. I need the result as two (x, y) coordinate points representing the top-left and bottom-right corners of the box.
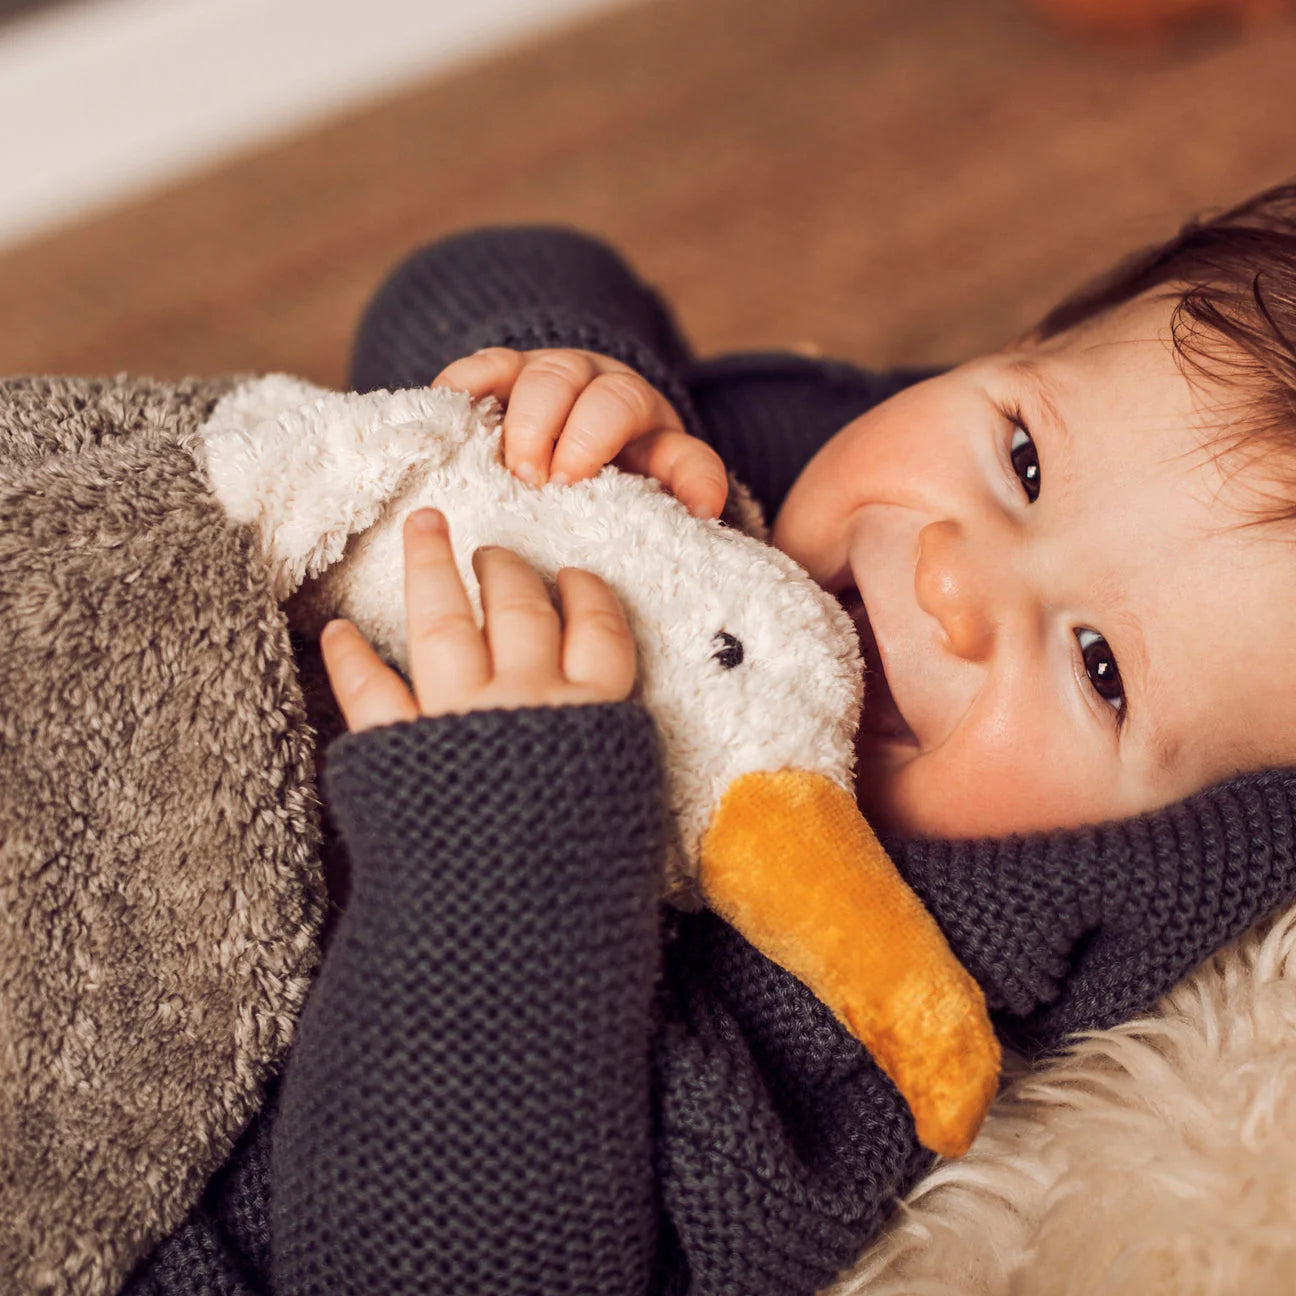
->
(1030, 0), (1293, 37)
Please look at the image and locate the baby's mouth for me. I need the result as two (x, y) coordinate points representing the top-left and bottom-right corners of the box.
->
(837, 585), (918, 747)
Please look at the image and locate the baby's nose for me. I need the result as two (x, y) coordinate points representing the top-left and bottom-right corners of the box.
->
(915, 520), (995, 661)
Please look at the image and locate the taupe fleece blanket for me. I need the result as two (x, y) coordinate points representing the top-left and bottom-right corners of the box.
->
(0, 375), (327, 1294)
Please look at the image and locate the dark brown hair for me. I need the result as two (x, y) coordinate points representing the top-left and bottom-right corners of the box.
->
(1030, 179), (1296, 530)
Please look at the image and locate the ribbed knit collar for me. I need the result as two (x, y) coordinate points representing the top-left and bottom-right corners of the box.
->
(882, 766), (1296, 1056)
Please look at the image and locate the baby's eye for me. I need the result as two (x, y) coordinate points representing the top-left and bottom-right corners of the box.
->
(1076, 628), (1125, 723)
(1010, 423), (1041, 503)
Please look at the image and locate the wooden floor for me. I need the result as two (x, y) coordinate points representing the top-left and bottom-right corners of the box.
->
(2, 0), (1294, 386)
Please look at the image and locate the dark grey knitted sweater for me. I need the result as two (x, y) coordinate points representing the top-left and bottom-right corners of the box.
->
(122, 227), (1296, 1295)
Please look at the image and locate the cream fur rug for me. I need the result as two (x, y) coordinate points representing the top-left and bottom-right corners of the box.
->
(834, 898), (1296, 1295)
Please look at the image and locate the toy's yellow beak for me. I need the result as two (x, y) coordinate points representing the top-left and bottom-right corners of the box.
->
(698, 768), (1001, 1159)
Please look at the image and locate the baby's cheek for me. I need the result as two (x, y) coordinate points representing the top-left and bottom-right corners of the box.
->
(881, 737), (1112, 839)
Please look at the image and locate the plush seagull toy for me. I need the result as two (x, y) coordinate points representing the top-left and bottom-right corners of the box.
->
(197, 374), (1001, 1159)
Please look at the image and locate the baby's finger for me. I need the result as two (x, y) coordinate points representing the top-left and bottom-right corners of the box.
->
(402, 509), (492, 714)
(614, 429), (730, 520)
(555, 567), (637, 701)
(319, 619), (420, 733)
(549, 371), (682, 489)
(430, 347), (526, 402)
(472, 545), (563, 681)
(501, 351), (598, 484)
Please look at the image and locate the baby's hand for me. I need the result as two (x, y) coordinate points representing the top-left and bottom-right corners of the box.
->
(431, 346), (729, 520)
(319, 508), (636, 733)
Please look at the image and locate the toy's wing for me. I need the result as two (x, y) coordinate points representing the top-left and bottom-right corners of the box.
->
(195, 375), (497, 600)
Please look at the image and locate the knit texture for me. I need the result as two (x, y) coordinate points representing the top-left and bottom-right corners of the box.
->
(352, 224), (708, 449)
(122, 222), (1296, 1295)
(883, 767), (1296, 1054)
(270, 703), (669, 1294)
(681, 350), (938, 525)
(349, 224), (1296, 1057)
(654, 911), (933, 1294)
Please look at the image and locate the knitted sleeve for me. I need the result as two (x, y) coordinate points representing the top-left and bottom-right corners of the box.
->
(681, 351), (942, 533)
(349, 223), (708, 446)
(652, 911), (936, 1296)
(268, 702), (671, 1296)
(337, 226), (949, 1293)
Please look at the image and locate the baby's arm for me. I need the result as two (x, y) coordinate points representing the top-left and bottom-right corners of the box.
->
(348, 223), (941, 530)
(271, 707), (668, 1294)
(353, 224), (701, 411)
(268, 513), (672, 1294)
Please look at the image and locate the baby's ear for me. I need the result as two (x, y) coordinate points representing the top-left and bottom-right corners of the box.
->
(192, 377), (492, 600)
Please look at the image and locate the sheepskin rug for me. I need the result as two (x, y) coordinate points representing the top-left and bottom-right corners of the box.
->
(831, 898), (1296, 1296)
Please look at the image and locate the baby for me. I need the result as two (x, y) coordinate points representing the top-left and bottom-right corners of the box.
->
(114, 180), (1296, 1295)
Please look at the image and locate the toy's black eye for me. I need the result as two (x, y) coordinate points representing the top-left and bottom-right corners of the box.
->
(711, 630), (744, 670)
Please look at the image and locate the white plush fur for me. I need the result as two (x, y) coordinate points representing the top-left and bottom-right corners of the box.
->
(834, 895), (1296, 1295)
(195, 375), (863, 902)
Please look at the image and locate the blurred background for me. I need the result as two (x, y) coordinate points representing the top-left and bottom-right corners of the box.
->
(0, 0), (1293, 384)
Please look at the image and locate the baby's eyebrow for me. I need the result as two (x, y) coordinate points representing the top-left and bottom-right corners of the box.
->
(1007, 358), (1073, 459)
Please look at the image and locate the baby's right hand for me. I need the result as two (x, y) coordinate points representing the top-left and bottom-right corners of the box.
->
(431, 346), (729, 520)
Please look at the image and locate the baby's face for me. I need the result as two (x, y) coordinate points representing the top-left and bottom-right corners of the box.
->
(772, 292), (1296, 838)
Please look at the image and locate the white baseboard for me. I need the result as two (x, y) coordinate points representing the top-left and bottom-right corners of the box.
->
(0, 0), (631, 250)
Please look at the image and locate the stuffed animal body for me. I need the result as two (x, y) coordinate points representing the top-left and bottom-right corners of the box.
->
(201, 375), (857, 904)
(196, 375), (1001, 1158)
